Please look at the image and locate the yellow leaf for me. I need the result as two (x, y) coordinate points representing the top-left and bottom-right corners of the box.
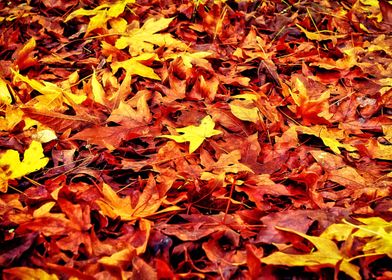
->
(372, 142), (392, 160)
(12, 71), (86, 110)
(261, 227), (361, 280)
(296, 24), (346, 46)
(382, 125), (392, 142)
(0, 106), (34, 131)
(99, 247), (136, 267)
(295, 125), (357, 154)
(65, 0), (135, 36)
(164, 51), (212, 69)
(345, 217), (392, 258)
(160, 115), (222, 153)
(378, 78), (392, 95)
(111, 54), (161, 80)
(3, 267), (58, 280)
(91, 70), (106, 104)
(115, 17), (186, 55)
(0, 141), (49, 192)
(86, 10), (108, 37)
(33, 201), (56, 218)
(0, 77), (12, 105)
(229, 103), (259, 123)
(359, 0), (383, 22)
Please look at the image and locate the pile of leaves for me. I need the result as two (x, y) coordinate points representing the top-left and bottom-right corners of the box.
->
(0, 0), (391, 279)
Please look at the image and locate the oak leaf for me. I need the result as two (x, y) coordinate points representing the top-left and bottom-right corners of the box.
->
(160, 115), (222, 154)
(0, 141), (49, 193)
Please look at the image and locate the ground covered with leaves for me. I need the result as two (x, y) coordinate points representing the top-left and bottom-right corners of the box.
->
(0, 0), (391, 279)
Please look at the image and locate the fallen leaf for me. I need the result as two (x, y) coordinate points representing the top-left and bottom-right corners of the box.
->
(111, 53), (161, 80)
(295, 125), (357, 155)
(115, 17), (186, 55)
(261, 226), (361, 280)
(160, 115), (222, 153)
(296, 24), (346, 45)
(0, 141), (49, 192)
(3, 267), (59, 280)
(347, 217), (392, 258)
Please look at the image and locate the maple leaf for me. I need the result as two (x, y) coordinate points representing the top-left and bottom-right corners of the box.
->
(286, 78), (333, 125)
(0, 77), (12, 105)
(111, 53), (161, 80)
(163, 51), (212, 70)
(13, 37), (38, 71)
(115, 17), (187, 56)
(65, 0), (135, 37)
(229, 93), (260, 123)
(0, 141), (49, 193)
(3, 267), (59, 280)
(295, 125), (357, 155)
(200, 150), (253, 180)
(346, 217), (392, 258)
(261, 226), (361, 280)
(296, 24), (346, 45)
(160, 115), (222, 154)
(96, 178), (180, 221)
(12, 71), (86, 110)
(107, 91), (152, 125)
(90, 69), (106, 105)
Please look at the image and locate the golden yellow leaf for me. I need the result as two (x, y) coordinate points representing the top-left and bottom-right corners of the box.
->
(99, 247), (136, 267)
(3, 267), (58, 280)
(372, 142), (392, 160)
(12, 71), (86, 110)
(346, 217), (392, 258)
(296, 24), (346, 46)
(295, 125), (357, 155)
(160, 115), (222, 154)
(0, 141), (49, 192)
(115, 17), (186, 55)
(0, 77), (12, 105)
(164, 51), (212, 69)
(65, 0), (135, 36)
(229, 103), (259, 123)
(97, 180), (180, 221)
(0, 106), (36, 131)
(91, 70), (106, 105)
(111, 53), (161, 80)
(261, 227), (361, 280)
